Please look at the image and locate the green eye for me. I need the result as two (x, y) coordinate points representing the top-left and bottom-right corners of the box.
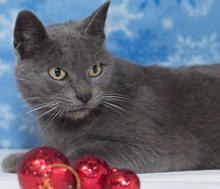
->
(49, 67), (66, 80)
(89, 64), (102, 77)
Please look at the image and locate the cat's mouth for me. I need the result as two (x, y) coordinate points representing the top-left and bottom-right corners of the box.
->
(65, 107), (90, 120)
(68, 107), (87, 112)
(57, 98), (100, 120)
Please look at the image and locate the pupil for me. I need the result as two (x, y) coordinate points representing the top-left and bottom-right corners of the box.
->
(93, 65), (98, 73)
(55, 68), (61, 77)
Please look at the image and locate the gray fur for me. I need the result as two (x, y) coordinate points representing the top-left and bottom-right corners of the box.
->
(2, 153), (23, 173)
(2, 1), (220, 173)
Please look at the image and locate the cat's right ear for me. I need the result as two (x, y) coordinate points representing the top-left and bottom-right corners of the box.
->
(76, 1), (110, 47)
(14, 10), (48, 59)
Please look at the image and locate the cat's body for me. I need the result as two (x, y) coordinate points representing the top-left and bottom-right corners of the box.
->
(2, 1), (220, 173)
(39, 61), (220, 173)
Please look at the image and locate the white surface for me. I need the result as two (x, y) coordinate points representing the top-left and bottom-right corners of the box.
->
(0, 149), (220, 189)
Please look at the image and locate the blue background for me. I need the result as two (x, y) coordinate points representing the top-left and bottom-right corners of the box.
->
(0, 0), (219, 148)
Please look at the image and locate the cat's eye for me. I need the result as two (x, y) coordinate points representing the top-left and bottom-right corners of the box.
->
(89, 64), (102, 77)
(49, 67), (66, 80)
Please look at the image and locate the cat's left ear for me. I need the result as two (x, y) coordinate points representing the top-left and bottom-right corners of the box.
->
(14, 10), (49, 59)
(78, 1), (110, 45)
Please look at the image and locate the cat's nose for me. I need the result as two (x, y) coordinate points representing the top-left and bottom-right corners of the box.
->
(76, 93), (92, 104)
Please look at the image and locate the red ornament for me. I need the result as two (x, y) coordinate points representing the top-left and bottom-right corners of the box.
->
(72, 154), (110, 189)
(106, 168), (140, 189)
(17, 146), (141, 189)
(18, 146), (74, 189)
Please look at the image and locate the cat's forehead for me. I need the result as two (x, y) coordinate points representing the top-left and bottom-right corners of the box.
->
(46, 24), (94, 67)
(44, 20), (108, 72)
(47, 23), (83, 49)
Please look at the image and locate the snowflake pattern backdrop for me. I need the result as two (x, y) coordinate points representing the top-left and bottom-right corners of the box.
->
(1, 0), (220, 148)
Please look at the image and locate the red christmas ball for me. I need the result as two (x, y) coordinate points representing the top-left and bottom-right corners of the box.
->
(72, 154), (110, 189)
(18, 146), (73, 189)
(106, 168), (140, 189)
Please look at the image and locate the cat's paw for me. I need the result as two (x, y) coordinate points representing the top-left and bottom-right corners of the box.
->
(1, 153), (24, 173)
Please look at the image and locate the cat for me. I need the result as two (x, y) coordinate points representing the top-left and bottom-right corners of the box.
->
(2, 1), (220, 174)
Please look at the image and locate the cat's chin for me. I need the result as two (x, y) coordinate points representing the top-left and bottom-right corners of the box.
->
(65, 109), (90, 120)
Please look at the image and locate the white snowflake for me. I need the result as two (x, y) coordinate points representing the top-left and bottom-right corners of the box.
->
(105, 0), (143, 36)
(0, 140), (11, 148)
(182, 0), (213, 17)
(0, 104), (15, 129)
(160, 33), (220, 66)
(0, 59), (10, 76)
(161, 18), (174, 30)
(0, 9), (18, 42)
(0, 0), (7, 4)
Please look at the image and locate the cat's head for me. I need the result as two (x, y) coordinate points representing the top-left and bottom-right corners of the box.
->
(14, 1), (113, 120)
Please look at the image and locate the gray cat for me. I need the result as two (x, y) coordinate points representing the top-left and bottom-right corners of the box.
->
(2, 1), (220, 174)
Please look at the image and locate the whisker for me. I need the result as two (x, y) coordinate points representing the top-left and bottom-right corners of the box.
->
(101, 102), (122, 115)
(47, 107), (63, 127)
(14, 102), (59, 120)
(7, 76), (29, 81)
(102, 95), (128, 102)
(102, 92), (154, 117)
(35, 106), (63, 144)
(103, 92), (156, 112)
(24, 97), (40, 101)
(102, 101), (125, 112)
(10, 102), (59, 130)
(101, 101), (129, 117)
(104, 93), (132, 99)
(18, 105), (58, 133)
(13, 103), (60, 134)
